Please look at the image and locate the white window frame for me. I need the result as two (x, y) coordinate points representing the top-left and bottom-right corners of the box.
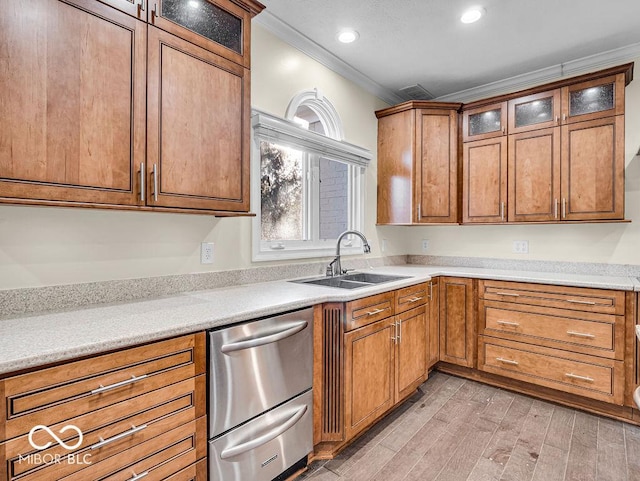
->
(251, 108), (371, 262)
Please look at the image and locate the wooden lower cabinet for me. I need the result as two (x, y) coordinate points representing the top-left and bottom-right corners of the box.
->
(439, 277), (476, 367)
(0, 333), (207, 481)
(395, 307), (428, 402)
(343, 318), (395, 441)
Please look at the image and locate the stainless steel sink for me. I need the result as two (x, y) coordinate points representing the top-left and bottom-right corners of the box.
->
(291, 272), (410, 289)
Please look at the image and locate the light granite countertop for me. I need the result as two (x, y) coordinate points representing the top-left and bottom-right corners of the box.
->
(1, 265), (637, 375)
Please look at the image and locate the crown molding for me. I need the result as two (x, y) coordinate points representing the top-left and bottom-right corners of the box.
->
(253, 11), (402, 105)
(436, 42), (640, 103)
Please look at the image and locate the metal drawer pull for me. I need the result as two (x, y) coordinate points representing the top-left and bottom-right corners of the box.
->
(221, 321), (307, 353)
(496, 357), (519, 366)
(90, 424), (147, 450)
(397, 320), (402, 343)
(495, 292), (520, 297)
(220, 405), (307, 459)
(497, 320), (520, 327)
(562, 198), (567, 218)
(566, 299), (596, 305)
(91, 374), (148, 395)
(128, 472), (149, 481)
(565, 373), (594, 383)
(567, 330), (596, 339)
(139, 162), (145, 202)
(152, 164), (158, 201)
(408, 296), (424, 303)
(366, 308), (386, 316)
(429, 282), (433, 300)
(554, 198), (559, 219)
(391, 322), (397, 343)
(500, 202), (505, 221)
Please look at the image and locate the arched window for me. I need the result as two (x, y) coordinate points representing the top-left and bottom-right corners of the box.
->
(251, 90), (371, 261)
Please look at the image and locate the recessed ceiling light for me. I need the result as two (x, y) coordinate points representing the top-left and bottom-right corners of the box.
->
(337, 29), (359, 44)
(461, 7), (485, 24)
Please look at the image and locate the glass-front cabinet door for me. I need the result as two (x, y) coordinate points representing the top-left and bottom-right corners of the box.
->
(508, 90), (561, 134)
(150, 0), (251, 67)
(561, 74), (625, 124)
(462, 102), (507, 142)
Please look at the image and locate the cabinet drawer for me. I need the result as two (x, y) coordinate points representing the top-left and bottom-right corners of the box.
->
(1, 333), (206, 440)
(481, 302), (623, 359)
(479, 280), (625, 315)
(60, 416), (207, 481)
(395, 283), (428, 314)
(164, 459), (208, 481)
(345, 291), (395, 331)
(479, 337), (624, 405)
(4, 376), (205, 481)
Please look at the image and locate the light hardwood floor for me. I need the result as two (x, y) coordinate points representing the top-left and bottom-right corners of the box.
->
(300, 372), (640, 481)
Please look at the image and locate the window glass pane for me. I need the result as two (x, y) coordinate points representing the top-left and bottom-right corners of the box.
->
(319, 158), (348, 239)
(260, 142), (303, 241)
(469, 109), (501, 136)
(569, 83), (614, 116)
(514, 97), (553, 127)
(162, 0), (242, 53)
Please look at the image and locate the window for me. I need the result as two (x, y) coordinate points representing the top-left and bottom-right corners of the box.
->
(251, 91), (371, 261)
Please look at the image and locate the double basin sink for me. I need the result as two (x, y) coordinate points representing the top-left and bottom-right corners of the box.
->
(291, 272), (410, 290)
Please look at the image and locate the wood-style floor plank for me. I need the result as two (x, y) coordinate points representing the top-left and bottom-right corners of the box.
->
(301, 374), (640, 481)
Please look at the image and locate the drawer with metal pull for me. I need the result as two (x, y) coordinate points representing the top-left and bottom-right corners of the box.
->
(395, 282), (428, 314)
(479, 280), (625, 315)
(478, 336), (624, 405)
(1, 333), (205, 441)
(345, 291), (395, 331)
(480, 301), (624, 359)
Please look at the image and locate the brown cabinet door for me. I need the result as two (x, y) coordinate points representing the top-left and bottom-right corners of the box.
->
(561, 74), (625, 124)
(343, 319), (395, 441)
(560, 116), (625, 220)
(508, 126), (561, 222)
(146, 26), (250, 212)
(394, 306), (428, 402)
(439, 277), (475, 367)
(462, 136), (508, 223)
(462, 102), (507, 142)
(0, 0), (146, 207)
(428, 278), (440, 369)
(416, 109), (459, 223)
(508, 89), (561, 134)
(150, 0), (251, 67)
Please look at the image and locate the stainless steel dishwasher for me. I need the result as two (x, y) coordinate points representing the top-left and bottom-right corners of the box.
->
(208, 307), (313, 481)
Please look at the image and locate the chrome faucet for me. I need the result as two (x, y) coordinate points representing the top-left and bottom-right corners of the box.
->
(326, 230), (371, 277)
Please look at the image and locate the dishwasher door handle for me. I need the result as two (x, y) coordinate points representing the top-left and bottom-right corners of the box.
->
(221, 321), (308, 353)
(220, 405), (308, 459)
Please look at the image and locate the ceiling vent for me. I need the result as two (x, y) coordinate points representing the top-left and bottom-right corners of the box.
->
(398, 83), (434, 100)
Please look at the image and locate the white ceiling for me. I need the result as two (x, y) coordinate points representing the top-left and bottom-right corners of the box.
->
(256, 0), (640, 104)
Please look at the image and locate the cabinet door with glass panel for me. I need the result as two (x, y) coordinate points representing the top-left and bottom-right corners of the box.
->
(148, 0), (254, 67)
(561, 74), (625, 124)
(507, 90), (561, 134)
(462, 102), (507, 142)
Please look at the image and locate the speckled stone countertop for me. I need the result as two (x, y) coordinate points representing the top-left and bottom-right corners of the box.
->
(1, 265), (637, 375)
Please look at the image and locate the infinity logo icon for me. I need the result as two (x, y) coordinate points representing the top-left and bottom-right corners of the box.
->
(28, 425), (84, 451)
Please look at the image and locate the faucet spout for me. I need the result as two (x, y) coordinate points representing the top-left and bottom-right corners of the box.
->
(327, 230), (371, 276)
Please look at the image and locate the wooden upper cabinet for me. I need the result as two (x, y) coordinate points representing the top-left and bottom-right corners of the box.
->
(462, 102), (507, 142)
(376, 102), (460, 225)
(508, 126), (561, 222)
(463, 136), (508, 223)
(0, 0), (146, 207)
(561, 74), (625, 124)
(146, 26), (250, 212)
(561, 115), (625, 220)
(98, 0), (145, 19)
(508, 89), (561, 134)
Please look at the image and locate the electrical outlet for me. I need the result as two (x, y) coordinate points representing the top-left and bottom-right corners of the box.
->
(421, 239), (430, 253)
(381, 239), (388, 252)
(201, 242), (214, 264)
(512, 240), (529, 254)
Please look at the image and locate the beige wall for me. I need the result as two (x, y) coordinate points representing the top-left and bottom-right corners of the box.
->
(0, 24), (399, 289)
(404, 58), (640, 265)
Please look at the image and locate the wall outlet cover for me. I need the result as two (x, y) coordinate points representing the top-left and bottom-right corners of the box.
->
(201, 242), (214, 264)
(512, 240), (529, 254)
(421, 239), (430, 252)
